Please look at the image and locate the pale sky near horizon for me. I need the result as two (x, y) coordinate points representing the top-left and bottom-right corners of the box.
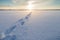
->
(0, 0), (60, 9)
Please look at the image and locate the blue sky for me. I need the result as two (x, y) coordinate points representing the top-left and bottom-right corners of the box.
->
(0, 0), (60, 9)
(0, 0), (12, 5)
(51, 0), (60, 5)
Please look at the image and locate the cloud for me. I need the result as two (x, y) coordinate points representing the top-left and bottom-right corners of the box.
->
(30, 0), (60, 9)
(12, 0), (28, 5)
(0, 0), (60, 9)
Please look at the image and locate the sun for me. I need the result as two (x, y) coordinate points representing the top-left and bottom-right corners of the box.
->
(26, 1), (34, 12)
(27, 1), (33, 10)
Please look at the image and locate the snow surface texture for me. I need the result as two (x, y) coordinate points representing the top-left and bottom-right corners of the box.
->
(0, 11), (60, 40)
(0, 12), (31, 40)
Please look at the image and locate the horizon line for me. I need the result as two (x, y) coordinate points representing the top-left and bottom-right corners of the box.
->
(0, 9), (60, 11)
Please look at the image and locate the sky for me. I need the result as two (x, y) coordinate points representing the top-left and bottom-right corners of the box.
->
(0, 0), (60, 9)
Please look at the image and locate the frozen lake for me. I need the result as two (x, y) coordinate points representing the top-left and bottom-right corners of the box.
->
(0, 11), (60, 40)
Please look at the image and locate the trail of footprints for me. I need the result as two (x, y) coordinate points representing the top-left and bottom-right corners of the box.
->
(0, 12), (31, 40)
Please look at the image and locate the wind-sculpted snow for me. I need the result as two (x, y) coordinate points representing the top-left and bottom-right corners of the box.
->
(4, 25), (17, 35)
(2, 35), (16, 40)
(0, 12), (31, 40)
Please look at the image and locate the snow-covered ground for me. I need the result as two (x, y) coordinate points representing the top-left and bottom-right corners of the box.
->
(0, 11), (60, 40)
